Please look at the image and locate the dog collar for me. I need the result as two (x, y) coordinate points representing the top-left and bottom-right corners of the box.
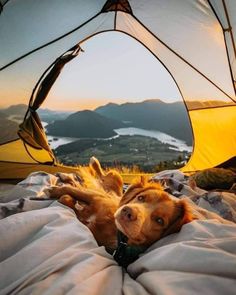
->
(113, 231), (146, 268)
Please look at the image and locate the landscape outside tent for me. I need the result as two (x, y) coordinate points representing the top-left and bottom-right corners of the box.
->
(0, 0), (235, 176)
(1, 32), (234, 172)
(0, 32), (193, 172)
(0, 31), (234, 172)
(0, 100), (192, 173)
(0, 32), (182, 109)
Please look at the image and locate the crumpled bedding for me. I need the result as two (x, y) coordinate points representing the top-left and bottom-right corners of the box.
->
(152, 170), (236, 222)
(0, 171), (236, 295)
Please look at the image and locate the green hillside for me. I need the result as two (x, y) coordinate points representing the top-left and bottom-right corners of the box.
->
(95, 99), (192, 145)
(46, 110), (124, 138)
(55, 135), (187, 171)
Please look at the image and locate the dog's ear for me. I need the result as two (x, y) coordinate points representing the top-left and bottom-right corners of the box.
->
(119, 176), (163, 206)
(119, 176), (146, 206)
(163, 199), (195, 237)
(89, 156), (104, 177)
(119, 185), (139, 206)
(140, 175), (148, 186)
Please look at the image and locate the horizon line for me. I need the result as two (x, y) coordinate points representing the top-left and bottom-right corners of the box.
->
(0, 98), (183, 112)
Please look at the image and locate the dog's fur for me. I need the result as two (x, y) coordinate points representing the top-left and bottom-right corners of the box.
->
(46, 157), (123, 249)
(46, 158), (233, 251)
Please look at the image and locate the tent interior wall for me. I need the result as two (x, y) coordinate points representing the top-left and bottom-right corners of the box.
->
(0, 0), (236, 181)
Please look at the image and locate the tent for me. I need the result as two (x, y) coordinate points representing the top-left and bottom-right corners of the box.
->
(0, 0), (236, 181)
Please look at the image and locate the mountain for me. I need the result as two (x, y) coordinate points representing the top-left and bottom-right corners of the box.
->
(46, 110), (124, 138)
(1, 100), (193, 144)
(0, 118), (18, 144)
(38, 108), (72, 123)
(3, 104), (27, 116)
(0, 111), (7, 119)
(0, 104), (72, 123)
(0, 104), (72, 143)
(95, 100), (192, 145)
(0, 107), (24, 143)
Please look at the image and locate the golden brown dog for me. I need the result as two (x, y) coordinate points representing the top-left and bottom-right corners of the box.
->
(114, 177), (195, 247)
(46, 158), (232, 252)
(46, 157), (123, 249)
(115, 176), (233, 247)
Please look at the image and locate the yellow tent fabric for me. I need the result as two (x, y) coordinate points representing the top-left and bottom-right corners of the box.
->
(182, 105), (236, 172)
(0, 139), (54, 165)
(0, 0), (236, 180)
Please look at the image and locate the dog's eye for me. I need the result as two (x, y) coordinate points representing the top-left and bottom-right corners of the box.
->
(154, 217), (164, 226)
(137, 195), (145, 202)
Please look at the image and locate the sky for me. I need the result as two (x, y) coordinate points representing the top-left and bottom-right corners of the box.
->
(0, 31), (182, 111)
(0, 0), (182, 112)
(1, 1), (234, 111)
(44, 32), (182, 111)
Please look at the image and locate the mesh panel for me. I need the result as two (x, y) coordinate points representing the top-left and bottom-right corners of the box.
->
(0, 12), (115, 142)
(116, 11), (236, 108)
(0, 0), (106, 67)
(210, 0), (236, 87)
(0, 1), (235, 175)
(129, 0), (235, 99)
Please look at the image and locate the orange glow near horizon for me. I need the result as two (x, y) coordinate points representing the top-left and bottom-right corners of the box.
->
(42, 97), (119, 112)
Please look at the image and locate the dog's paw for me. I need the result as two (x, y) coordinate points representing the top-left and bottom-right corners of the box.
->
(56, 173), (77, 187)
(43, 186), (62, 199)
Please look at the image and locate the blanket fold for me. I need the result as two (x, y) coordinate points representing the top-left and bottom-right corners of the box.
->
(0, 171), (236, 295)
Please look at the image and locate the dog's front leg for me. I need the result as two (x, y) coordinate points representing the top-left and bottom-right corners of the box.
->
(44, 185), (74, 199)
(45, 185), (98, 205)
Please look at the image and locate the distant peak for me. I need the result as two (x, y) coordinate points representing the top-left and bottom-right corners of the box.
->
(106, 102), (119, 107)
(71, 109), (93, 116)
(143, 99), (163, 103)
(7, 103), (28, 109)
(95, 102), (119, 111)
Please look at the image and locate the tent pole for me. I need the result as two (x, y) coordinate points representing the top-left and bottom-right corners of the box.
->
(132, 14), (236, 103)
(207, 0), (236, 95)
(0, 12), (101, 71)
(222, 0), (236, 61)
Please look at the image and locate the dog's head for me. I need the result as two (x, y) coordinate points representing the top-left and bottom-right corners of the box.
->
(114, 176), (194, 247)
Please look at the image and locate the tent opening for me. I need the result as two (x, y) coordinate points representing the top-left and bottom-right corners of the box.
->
(0, 1), (236, 181)
(37, 31), (193, 173)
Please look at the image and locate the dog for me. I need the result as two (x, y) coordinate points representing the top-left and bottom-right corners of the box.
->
(46, 157), (123, 249)
(46, 158), (233, 252)
(115, 177), (233, 248)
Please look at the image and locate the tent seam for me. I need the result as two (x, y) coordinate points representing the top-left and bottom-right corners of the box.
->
(131, 14), (236, 103)
(207, 0), (236, 96)
(0, 12), (101, 71)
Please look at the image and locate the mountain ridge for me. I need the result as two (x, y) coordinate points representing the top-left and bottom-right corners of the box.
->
(95, 100), (192, 144)
(46, 110), (124, 138)
(1, 100), (193, 145)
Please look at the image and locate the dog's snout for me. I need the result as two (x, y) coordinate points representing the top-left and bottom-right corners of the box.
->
(121, 206), (137, 221)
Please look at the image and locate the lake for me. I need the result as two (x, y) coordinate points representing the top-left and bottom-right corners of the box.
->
(47, 135), (79, 149)
(43, 121), (192, 152)
(114, 128), (192, 152)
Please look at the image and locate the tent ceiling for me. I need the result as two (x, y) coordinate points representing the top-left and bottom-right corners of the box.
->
(0, 0), (236, 176)
(0, 0), (235, 99)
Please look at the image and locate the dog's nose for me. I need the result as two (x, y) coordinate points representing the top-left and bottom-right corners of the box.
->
(121, 206), (137, 221)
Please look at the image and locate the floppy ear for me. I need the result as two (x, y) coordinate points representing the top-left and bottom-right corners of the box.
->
(89, 156), (104, 177)
(119, 176), (163, 206)
(119, 185), (140, 206)
(119, 176), (146, 206)
(163, 199), (195, 237)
